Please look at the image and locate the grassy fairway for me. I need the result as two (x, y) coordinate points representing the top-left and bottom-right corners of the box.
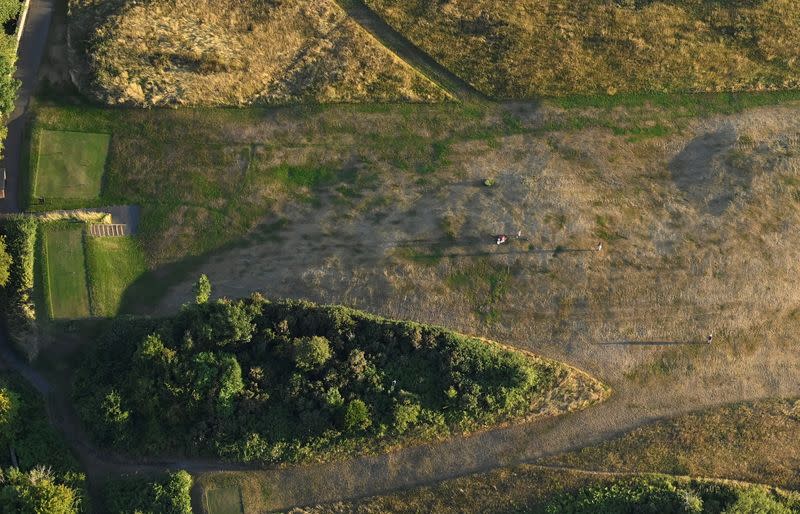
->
(34, 129), (110, 200)
(85, 236), (147, 317)
(42, 225), (91, 319)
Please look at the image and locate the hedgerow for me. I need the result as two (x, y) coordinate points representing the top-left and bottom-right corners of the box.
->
(0, 217), (39, 360)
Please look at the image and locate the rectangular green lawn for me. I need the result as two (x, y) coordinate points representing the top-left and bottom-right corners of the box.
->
(42, 226), (91, 319)
(85, 236), (147, 317)
(34, 130), (111, 199)
(204, 487), (244, 514)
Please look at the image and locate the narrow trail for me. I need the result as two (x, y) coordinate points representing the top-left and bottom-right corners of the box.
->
(335, 0), (487, 103)
(2, 322), (799, 512)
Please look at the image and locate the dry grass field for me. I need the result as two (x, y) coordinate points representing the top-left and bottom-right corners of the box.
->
(365, 0), (800, 98)
(295, 398), (800, 513)
(67, 0), (448, 106)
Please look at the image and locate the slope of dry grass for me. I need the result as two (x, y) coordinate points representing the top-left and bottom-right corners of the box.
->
(67, 0), (448, 106)
(365, 0), (800, 98)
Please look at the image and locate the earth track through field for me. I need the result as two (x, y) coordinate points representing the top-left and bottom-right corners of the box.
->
(1, 323), (798, 512)
(335, 0), (487, 103)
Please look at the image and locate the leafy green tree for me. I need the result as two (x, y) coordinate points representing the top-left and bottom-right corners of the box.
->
(0, 0), (20, 26)
(217, 355), (244, 415)
(344, 399), (371, 432)
(0, 467), (79, 514)
(393, 401), (421, 433)
(723, 487), (792, 514)
(0, 38), (19, 117)
(101, 390), (130, 443)
(103, 470), (192, 514)
(0, 236), (11, 287)
(294, 336), (332, 371)
(193, 274), (211, 304)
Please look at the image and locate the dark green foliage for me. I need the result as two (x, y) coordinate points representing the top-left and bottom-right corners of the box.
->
(0, 467), (81, 514)
(0, 374), (85, 513)
(0, 235), (10, 287)
(0, 217), (38, 359)
(103, 471), (193, 514)
(193, 274), (211, 304)
(74, 292), (552, 463)
(541, 476), (798, 514)
(0, 0), (19, 26)
(0, 35), (18, 119)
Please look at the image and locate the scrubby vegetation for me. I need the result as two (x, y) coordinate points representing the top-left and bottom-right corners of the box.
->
(0, 217), (39, 360)
(73, 283), (605, 463)
(103, 471), (193, 514)
(303, 470), (800, 514)
(67, 0), (447, 106)
(541, 476), (799, 514)
(0, 374), (85, 513)
(547, 399), (800, 490)
(366, 0), (800, 98)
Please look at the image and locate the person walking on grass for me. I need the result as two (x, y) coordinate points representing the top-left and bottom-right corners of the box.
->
(596, 241), (603, 252)
(706, 332), (714, 345)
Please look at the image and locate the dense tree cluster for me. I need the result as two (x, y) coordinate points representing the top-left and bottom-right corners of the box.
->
(75, 284), (550, 463)
(543, 476), (798, 514)
(0, 376), (85, 514)
(103, 471), (192, 514)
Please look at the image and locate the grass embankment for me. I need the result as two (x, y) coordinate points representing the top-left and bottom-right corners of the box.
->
(0, 372), (86, 512)
(365, 0), (800, 98)
(41, 224), (91, 319)
(32, 129), (110, 203)
(73, 295), (607, 464)
(67, 0), (446, 107)
(85, 236), (147, 317)
(39, 222), (147, 319)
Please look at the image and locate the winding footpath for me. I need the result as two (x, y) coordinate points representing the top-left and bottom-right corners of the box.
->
(335, 0), (487, 103)
(1, 1), (799, 513)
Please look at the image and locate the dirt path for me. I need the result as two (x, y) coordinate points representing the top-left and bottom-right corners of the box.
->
(335, 0), (487, 103)
(2, 315), (798, 512)
(0, 0), (56, 214)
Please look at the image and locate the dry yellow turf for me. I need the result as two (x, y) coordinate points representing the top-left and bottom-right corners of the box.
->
(366, 0), (800, 98)
(68, 0), (447, 106)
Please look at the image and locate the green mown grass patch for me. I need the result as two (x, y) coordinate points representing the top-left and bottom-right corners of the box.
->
(85, 236), (147, 317)
(41, 225), (91, 320)
(205, 486), (244, 514)
(33, 129), (110, 200)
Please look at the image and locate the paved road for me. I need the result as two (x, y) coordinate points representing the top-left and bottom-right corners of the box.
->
(0, 0), (57, 214)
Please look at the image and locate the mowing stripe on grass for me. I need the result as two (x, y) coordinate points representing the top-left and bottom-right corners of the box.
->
(34, 130), (111, 200)
(42, 225), (91, 319)
(85, 236), (147, 317)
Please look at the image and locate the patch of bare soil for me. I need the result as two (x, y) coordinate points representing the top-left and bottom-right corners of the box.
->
(67, 0), (448, 106)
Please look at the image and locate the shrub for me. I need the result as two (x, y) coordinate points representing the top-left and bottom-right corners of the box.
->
(0, 217), (39, 360)
(0, 467), (80, 514)
(344, 399), (372, 432)
(103, 471), (193, 514)
(0, 235), (10, 287)
(294, 336), (332, 371)
(0, 0), (20, 26)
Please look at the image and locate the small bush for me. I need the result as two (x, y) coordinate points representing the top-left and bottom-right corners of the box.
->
(344, 399), (372, 432)
(103, 471), (193, 514)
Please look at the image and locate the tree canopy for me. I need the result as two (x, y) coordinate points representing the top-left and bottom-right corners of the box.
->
(75, 288), (556, 463)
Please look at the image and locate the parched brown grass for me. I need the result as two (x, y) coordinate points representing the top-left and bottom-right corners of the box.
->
(546, 398), (800, 490)
(365, 0), (800, 98)
(67, 0), (448, 106)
